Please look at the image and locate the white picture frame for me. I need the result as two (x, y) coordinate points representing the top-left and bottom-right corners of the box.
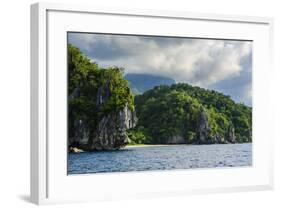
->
(30, 2), (274, 205)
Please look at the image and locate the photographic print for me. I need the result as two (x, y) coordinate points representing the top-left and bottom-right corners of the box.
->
(67, 32), (252, 174)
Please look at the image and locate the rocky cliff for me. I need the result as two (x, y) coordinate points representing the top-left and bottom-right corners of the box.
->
(68, 44), (249, 149)
(69, 81), (137, 151)
(88, 103), (137, 150)
(197, 107), (237, 144)
(197, 107), (210, 144)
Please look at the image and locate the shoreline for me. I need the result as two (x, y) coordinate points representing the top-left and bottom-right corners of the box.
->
(125, 144), (189, 148)
(69, 142), (252, 153)
(125, 142), (252, 148)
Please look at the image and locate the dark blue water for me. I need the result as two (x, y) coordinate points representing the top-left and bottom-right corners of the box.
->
(68, 143), (252, 174)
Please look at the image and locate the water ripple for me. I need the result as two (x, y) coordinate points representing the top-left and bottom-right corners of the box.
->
(68, 143), (252, 174)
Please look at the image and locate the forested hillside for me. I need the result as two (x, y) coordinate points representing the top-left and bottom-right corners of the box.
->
(68, 43), (252, 150)
(128, 84), (252, 144)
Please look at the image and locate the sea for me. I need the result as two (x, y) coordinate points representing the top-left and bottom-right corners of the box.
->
(68, 143), (252, 174)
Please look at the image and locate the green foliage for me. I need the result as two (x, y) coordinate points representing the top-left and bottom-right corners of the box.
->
(97, 67), (134, 113)
(68, 44), (134, 138)
(134, 89), (203, 143)
(134, 84), (252, 144)
(68, 43), (251, 145)
(186, 131), (196, 143)
(127, 129), (146, 144)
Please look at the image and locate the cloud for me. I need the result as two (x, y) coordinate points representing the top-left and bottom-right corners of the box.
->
(68, 33), (252, 106)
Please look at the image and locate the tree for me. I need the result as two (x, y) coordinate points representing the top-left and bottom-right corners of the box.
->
(68, 44), (134, 147)
(133, 83), (252, 144)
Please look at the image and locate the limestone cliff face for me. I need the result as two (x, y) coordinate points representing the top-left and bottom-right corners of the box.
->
(196, 107), (236, 144)
(157, 107), (237, 145)
(197, 107), (210, 144)
(69, 82), (137, 151)
(226, 126), (236, 143)
(88, 103), (137, 150)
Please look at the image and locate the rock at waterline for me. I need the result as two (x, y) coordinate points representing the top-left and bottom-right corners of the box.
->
(69, 147), (84, 153)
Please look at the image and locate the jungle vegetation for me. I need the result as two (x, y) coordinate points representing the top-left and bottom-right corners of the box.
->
(68, 43), (252, 146)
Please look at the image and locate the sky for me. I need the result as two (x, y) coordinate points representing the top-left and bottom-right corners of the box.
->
(68, 32), (252, 106)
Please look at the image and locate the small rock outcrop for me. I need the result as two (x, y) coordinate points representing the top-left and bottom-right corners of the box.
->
(196, 107), (237, 144)
(226, 126), (236, 143)
(69, 147), (84, 153)
(197, 107), (210, 144)
(214, 134), (225, 144)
